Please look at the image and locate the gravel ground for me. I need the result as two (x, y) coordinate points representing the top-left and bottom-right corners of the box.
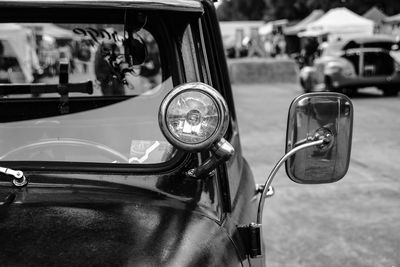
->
(232, 84), (400, 267)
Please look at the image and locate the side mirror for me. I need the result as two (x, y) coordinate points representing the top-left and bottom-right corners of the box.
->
(285, 93), (353, 184)
(246, 93), (353, 259)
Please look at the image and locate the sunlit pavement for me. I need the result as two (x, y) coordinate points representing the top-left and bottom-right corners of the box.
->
(232, 83), (400, 267)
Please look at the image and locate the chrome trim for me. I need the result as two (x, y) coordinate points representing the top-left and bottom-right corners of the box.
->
(159, 82), (229, 152)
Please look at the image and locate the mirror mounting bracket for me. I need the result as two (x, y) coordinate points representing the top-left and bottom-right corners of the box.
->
(312, 127), (334, 151)
(186, 138), (234, 179)
(237, 223), (262, 258)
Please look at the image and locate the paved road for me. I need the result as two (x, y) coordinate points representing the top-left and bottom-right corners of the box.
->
(232, 84), (400, 267)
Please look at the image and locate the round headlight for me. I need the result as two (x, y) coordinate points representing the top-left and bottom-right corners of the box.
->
(159, 83), (229, 151)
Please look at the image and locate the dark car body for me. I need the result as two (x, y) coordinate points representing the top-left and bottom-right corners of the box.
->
(299, 35), (400, 96)
(0, 1), (264, 266)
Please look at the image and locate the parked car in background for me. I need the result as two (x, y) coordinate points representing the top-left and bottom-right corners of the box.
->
(0, 0), (353, 266)
(299, 35), (400, 96)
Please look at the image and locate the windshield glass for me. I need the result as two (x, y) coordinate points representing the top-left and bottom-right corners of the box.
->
(0, 11), (180, 165)
(321, 40), (345, 57)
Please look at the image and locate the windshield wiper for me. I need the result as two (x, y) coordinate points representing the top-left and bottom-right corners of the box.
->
(0, 61), (93, 97)
(0, 167), (28, 187)
(0, 81), (93, 96)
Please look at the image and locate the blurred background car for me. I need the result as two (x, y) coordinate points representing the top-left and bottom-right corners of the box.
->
(299, 35), (400, 96)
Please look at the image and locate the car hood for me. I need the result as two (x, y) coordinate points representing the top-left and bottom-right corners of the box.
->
(0, 180), (238, 266)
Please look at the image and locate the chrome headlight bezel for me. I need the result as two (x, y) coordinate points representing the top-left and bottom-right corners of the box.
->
(159, 82), (229, 152)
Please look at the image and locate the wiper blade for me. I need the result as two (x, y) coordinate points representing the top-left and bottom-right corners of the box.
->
(0, 81), (93, 96)
(0, 60), (93, 96)
(0, 167), (28, 187)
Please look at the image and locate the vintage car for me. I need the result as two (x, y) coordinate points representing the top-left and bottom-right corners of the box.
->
(0, 0), (353, 266)
(299, 35), (400, 96)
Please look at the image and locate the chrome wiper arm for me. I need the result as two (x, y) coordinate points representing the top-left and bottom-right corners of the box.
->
(0, 167), (28, 187)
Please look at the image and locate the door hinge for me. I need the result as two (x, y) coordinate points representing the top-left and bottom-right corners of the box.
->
(237, 223), (262, 258)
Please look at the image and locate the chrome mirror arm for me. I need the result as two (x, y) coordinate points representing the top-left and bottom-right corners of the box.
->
(243, 138), (326, 259)
(256, 139), (324, 225)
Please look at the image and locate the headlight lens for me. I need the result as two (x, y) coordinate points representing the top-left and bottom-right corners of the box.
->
(342, 63), (355, 77)
(159, 83), (229, 151)
(166, 91), (219, 144)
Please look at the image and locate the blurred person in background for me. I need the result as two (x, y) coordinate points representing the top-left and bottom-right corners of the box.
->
(94, 40), (126, 96)
(74, 38), (92, 73)
(140, 37), (161, 90)
(302, 37), (319, 66)
(0, 41), (8, 83)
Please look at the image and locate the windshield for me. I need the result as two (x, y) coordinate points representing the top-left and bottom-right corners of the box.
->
(0, 10), (185, 165)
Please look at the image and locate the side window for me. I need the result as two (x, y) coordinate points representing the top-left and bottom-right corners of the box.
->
(181, 26), (200, 82)
(181, 22), (211, 85)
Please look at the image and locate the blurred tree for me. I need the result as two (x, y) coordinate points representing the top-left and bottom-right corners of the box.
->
(217, 0), (400, 21)
(303, 0), (400, 16)
(264, 0), (400, 20)
(217, 0), (266, 21)
(265, 0), (309, 20)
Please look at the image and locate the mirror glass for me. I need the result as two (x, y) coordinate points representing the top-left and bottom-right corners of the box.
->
(285, 93), (353, 184)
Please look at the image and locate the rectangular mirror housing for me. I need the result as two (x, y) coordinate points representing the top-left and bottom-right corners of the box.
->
(285, 93), (353, 184)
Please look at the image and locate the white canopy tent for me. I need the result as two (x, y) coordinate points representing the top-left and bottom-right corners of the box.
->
(284, 10), (324, 36)
(303, 8), (374, 40)
(0, 23), (37, 82)
(363, 6), (387, 24)
(37, 23), (74, 40)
